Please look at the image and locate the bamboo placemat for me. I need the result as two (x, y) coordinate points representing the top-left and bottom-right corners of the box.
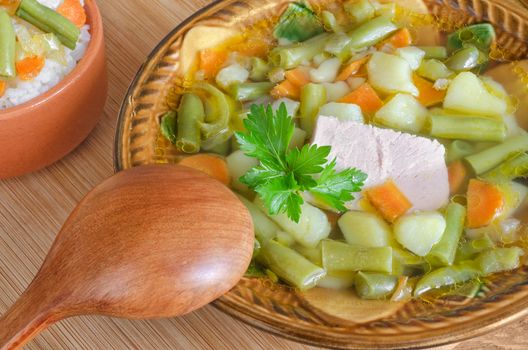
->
(0, 0), (527, 348)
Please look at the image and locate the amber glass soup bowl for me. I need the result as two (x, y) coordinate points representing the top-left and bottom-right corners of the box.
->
(0, 0), (106, 179)
(115, 0), (528, 348)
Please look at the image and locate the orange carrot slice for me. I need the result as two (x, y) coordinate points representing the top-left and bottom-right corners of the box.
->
(179, 154), (230, 186)
(413, 74), (446, 107)
(57, 0), (86, 28)
(467, 179), (504, 228)
(365, 180), (412, 223)
(15, 56), (45, 81)
(285, 67), (311, 88)
(447, 160), (468, 195)
(271, 79), (300, 100)
(388, 28), (412, 48)
(336, 56), (369, 81)
(0, 80), (6, 97)
(199, 49), (228, 79)
(337, 83), (383, 114)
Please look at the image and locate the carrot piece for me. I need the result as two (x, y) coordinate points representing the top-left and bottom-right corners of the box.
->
(285, 67), (311, 88)
(199, 49), (228, 79)
(179, 154), (230, 186)
(388, 28), (412, 48)
(413, 74), (446, 107)
(0, 80), (6, 97)
(447, 160), (468, 194)
(336, 56), (369, 81)
(271, 79), (300, 100)
(337, 83), (383, 114)
(467, 179), (504, 228)
(57, 0), (86, 28)
(365, 180), (412, 223)
(15, 56), (45, 81)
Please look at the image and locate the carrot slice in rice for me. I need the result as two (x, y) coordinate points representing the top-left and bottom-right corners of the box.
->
(57, 0), (87, 28)
(15, 56), (45, 81)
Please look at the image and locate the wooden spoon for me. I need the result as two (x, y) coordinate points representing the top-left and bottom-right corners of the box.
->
(0, 164), (254, 350)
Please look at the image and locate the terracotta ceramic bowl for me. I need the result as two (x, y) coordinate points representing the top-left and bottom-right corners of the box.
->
(116, 0), (528, 348)
(0, 0), (106, 179)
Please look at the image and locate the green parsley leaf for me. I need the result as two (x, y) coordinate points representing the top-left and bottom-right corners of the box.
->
(286, 144), (331, 189)
(255, 174), (304, 223)
(160, 111), (177, 144)
(240, 166), (285, 189)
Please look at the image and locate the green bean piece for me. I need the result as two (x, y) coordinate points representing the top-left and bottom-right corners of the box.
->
(445, 46), (480, 71)
(194, 82), (233, 140)
(258, 240), (326, 290)
(354, 272), (397, 299)
(249, 57), (270, 82)
(482, 152), (528, 183)
(176, 94), (205, 153)
(418, 46), (448, 60)
(446, 140), (476, 164)
(206, 140), (230, 156)
(229, 82), (274, 102)
(237, 195), (280, 243)
(475, 247), (524, 276)
(342, 16), (398, 56)
(253, 238), (261, 258)
(429, 111), (506, 142)
(344, 0), (376, 24)
(321, 10), (342, 33)
(392, 247), (427, 276)
(160, 111), (177, 144)
(322, 240), (393, 273)
(17, 0), (80, 49)
(294, 243), (323, 266)
(201, 127), (233, 151)
(414, 261), (480, 296)
(447, 23), (496, 54)
(270, 33), (330, 69)
(417, 59), (453, 81)
(455, 236), (495, 262)
(465, 134), (528, 174)
(0, 9), (15, 78)
(428, 203), (466, 266)
(273, 2), (324, 43)
(300, 83), (327, 137)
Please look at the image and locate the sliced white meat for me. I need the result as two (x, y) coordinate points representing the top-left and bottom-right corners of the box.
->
(312, 116), (449, 211)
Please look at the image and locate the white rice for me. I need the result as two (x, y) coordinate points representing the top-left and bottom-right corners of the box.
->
(0, 0), (90, 110)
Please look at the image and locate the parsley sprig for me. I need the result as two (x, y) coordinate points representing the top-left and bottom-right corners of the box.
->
(235, 103), (367, 222)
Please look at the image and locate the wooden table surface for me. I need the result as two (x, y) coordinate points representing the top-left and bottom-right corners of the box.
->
(1, 0), (528, 349)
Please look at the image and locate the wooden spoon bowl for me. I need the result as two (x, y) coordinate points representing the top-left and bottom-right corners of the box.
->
(0, 165), (254, 349)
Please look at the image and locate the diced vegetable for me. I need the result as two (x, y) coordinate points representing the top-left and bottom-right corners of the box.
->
(258, 240), (326, 290)
(413, 74), (446, 107)
(338, 211), (391, 247)
(394, 212), (447, 257)
(466, 179), (504, 228)
(392, 248), (426, 276)
(176, 93), (205, 153)
(160, 111), (177, 144)
(289, 127), (307, 149)
(396, 46), (425, 70)
(367, 52), (418, 96)
(226, 150), (259, 194)
(0, 80), (6, 97)
(321, 10), (342, 33)
(57, 0), (86, 28)
(447, 23), (496, 54)
(385, 28), (413, 48)
(229, 82), (274, 102)
(294, 243), (322, 266)
(310, 57), (341, 83)
(447, 140), (475, 164)
(443, 72), (507, 118)
(365, 180), (412, 223)
(465, 134), (528, 174)
(249, 57), (270, 81)
(456, 235), (495, 262)
(179, 154), (230, 185)
(0, 9), (16, 78)
(216, 63), (249, 90)
(482, 153), (528, 183)
(414, 261), (480, 296)
(374, 93), (427, 133)
(445, 46), (481, 72)
(417, 59), (453, 81)
(447, 160), (468, 194)
(429, 109), (506, 142)
(475, 247), (524, 276)
(15, 55), (44, 81)
(354, 272), (397, 299)
(270, 33), (330, 69)
(418, 46), (448, 60)
(285, 67), (311, 87)
(318, 271), (356, 289)
(337, 82), (383, 114)
(271, 79), (300, 100)
(276, 230), (296, 246)
(273, 2), (324, 43)
(343, 16), (398, 53)
(427, 203), (466, 266)
(272, 97), (300, 117)
(200, 49), (228, 79)
(300, 83), (327, 136)
(318, 102), (364, 123)
(323, 81), (350, 102)
(237, 195), (280, 243)
(344, 0), (376, 24)
(322, 240), (393, 273)
(336, 56), (370, 81)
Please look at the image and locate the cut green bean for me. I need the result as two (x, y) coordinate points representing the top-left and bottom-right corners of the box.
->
(258, 240), (326, 290)
(417, 59), (453, 81)
(482, 152), (528, 183)
(195, 82), (233, 140)
(300, 83), (326, 137)
(269, 33), (330, 69)
(17, 0), (80, 49)
(475, 247), (524, 276)
(429, 111), (506, 142)
(160, 111), (177, 144)
(455, 235), (496, 262)
(418, 46), (448, 60)
(249, 57), (270, 82)
(446, 140), (476, 164)
(392, 247), (426, 276)
(0, 9), (16, 78)
(322, 240), (393, 273)
(344, 0), (376, 24)
(465, 134), (528, 174)
(176, 93), (204, 153)
(294, 244), (322, 266)
(229, 82), (274, 102)
(414, 261), (480, 296)
(237, 195), (280, 243)
(341, 16), (398, 56)
(321, 10), (342, 33)
(428, 203), (466, 266)
(445, 46), (480, 71)
(354, 272), (397, 299)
